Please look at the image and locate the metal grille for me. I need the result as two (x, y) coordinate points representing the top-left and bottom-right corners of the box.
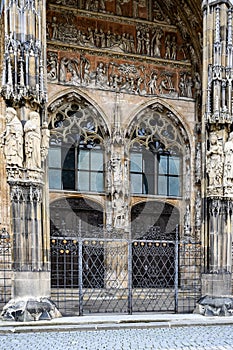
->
(51, 231), (202, 316)
(178, 242), (202, 313)
(132, 240), (177, 312)
(0, 229), (12, 311)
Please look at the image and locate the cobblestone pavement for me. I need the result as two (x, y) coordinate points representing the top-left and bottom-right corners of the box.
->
(1, 325), (233, 350)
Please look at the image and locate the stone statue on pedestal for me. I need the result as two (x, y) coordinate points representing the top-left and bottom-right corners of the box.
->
(1, 107), (23, 167)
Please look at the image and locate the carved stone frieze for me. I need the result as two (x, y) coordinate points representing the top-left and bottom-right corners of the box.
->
(47, 50), (199, 99)
(46, 16), (187, 62)
(48, 0), (165, 22)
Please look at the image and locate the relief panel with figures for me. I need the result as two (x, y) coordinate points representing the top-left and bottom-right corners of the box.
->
(47, 50), (197, 98)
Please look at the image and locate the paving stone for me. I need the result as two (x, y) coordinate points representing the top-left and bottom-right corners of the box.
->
(1, 325), (233, 349)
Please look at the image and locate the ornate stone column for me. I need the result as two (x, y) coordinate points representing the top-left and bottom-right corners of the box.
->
(105, 93), (130, 291)
(0, 0), (60, 321)
(197, 0), (233, 316)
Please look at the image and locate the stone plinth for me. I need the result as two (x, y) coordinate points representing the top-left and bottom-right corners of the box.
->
(12, 271), (51, 299)
(195, 273), (233, 316)
(0, 271), (62, 322)
(201, 273), (232, 297)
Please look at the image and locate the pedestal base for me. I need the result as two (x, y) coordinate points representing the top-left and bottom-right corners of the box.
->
(194, 273), (233, 316)
(1, 297), (62, 321)
(201, 273), (232, 296)
(195, 295), (233, 316)
(12, 271), (51, 298)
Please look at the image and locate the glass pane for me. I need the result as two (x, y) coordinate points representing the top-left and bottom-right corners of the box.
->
(130, 173), (143, 193)
(49, 148), (61, 168)
(91, 171), (104, 192)
(130, 153), (143, 172)
(49, 169), (61, 189)
(158, 175), (167, 195)
(169, 177), (180, 196)
(78, 171), (89, 191)
(159, 155), (168, 175)
(91, 151), (103, 171)
(63, 148), (75, 170)
(169, 157), (180, 175)
(62, 170), (75, 190)
(79, 149), (89, 170)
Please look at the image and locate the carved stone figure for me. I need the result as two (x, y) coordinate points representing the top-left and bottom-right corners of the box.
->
(145, 32), (150, 56)
(206, 133), (223, 188)
(194, 72), (201, 100)
(151, 29), (163, 57)
(24, 111), (41, 169)
(110, 153), (122, 194)
(136, 30), (143, 54)
(1, 107), (23, 167)
(47, 54), (58, 81)
(85, 0), (92, 10)
(179, 77), (185, 96)
(41, 122), (50, 161)
(51, 17), (59, 40)
(171, 36), (177, 60)
(96, 62), (107, 86)
(132, 0), (139, 18)
(113, 192), (126, 228)
(148, 71), (158, 95)
(195, 190), (201, 228)
(116, 0), (122, 15)
(195, 142), (201, 182)
(165, 34), (171, 59)
(186, 76), (193, 98)
(224, 132), (233, 187)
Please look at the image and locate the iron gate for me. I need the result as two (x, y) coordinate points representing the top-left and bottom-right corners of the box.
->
(51, 231), (202, 316)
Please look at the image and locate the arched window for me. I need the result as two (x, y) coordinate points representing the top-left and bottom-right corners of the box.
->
(49, 138), (104, 192)
(130, 140), (181, 196)
(48, 94), (107, 193)
(128, 104), (187, 198)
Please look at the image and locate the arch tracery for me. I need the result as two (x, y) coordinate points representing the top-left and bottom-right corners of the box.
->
(48, 92), (109, 142)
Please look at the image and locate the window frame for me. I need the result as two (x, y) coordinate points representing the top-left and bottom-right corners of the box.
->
(130, 142), (182, 197)
(48, 140), (105, 193)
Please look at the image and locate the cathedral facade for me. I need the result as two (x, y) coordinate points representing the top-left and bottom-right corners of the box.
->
(0, 0), (233, 320)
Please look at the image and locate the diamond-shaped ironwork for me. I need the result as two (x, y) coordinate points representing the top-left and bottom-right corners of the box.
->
(50, 230), (202, 316)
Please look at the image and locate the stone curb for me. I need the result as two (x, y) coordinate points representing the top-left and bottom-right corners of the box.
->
(1, 314), (233, 334)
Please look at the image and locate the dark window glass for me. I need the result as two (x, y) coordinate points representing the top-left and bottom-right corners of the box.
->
(49, 141), (104, 193)
(130, 142), (181, 197)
